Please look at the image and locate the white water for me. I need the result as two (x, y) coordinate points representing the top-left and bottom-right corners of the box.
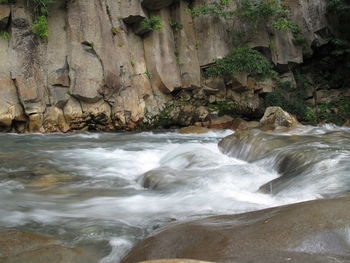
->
(0, 127), (349, 262)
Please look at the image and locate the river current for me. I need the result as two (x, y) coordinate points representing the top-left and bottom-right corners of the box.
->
(0, 125), (349, 262)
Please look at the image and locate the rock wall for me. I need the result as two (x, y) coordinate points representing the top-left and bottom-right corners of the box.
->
(0, 0), (330, 132)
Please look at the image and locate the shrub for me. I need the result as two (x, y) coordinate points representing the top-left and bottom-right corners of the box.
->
(169, 21), (183, 32)
(265, 80), (308, 119)
(190, 0), (233, 18)
(204, 46), (276, 79)
(142, 16), (163, 31)
(238, 0), (286, 26)
(0, 30), (10, 40)
(31, 15), (49, 38)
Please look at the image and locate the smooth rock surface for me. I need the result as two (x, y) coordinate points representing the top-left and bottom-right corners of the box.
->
(0, 230), (104, 263)
(178, 126), (210, 134)
(121, 196), (350, 263)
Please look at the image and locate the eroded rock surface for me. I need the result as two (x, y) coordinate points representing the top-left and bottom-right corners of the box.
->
(0, 0), (332, 132)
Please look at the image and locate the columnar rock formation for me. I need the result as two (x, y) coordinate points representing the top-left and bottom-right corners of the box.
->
(0, 0), (330, 132)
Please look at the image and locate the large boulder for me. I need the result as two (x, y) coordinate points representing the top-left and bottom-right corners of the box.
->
(260, 106), (300, 129)
(121, 196), (350, 263)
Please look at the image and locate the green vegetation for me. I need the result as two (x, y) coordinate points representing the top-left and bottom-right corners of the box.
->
(31, 15), (49, 38)
(142, 16), (163, 31)
(144, 71), (153, 79)
(111, 27), (121, 35)
(190, 0), (233, 18)
(208, 100), (240, 117)
(204, 46), (276, 79)
(0, 30), (10, 40)
(238, 0), (286, 29)
(265, 80), (307, 119)
(327, 0), (350, 41)
(304, 99), (350, 125)
(169, 21), (183, 32)
(191, 0), (307, 50)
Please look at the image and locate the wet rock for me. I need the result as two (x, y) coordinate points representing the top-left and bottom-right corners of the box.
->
(140, 168), (178, 190)
(258, 151), (315, 195)
(0, 229), (104, 263)
(178, 126), (209, 134)
(28, 173), (75, 187)
(260, 107), (300, 130)
(208, 115), (234, 129)
(139, 260), (215, 263)
(343, 120), (350, 127)
(218, 128), (302, 161)
(246, 121), (260, 129)
(121, 196), (350, 263)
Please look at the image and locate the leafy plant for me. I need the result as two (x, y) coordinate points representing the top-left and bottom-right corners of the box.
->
(204, 46), (276, 79)
(31, 15), (49, 38)
(0, 30), (10, 40)
(169, 20), (183, 32)
(265, 80), (307, 119)
(111, 27), (121, 35)
(190, 0), (234, 18)
(142, 16), (163, 31)
(144, 71), (153, 79)
(238, 0), (286, 28)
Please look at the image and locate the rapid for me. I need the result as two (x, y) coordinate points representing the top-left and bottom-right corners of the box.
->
(0, 125), (349, 262)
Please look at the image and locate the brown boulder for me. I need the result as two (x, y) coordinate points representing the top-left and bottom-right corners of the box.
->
(343, 120), (350, 127)
(121, 196), (350, 263)
(178, 126), (209, 134)
(260, 106), (300, 130)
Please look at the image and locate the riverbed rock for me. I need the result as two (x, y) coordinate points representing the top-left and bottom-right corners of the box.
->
(140, 168), (178, 190)
(178, 126), (210, 134)
(0, 229), (104, 263)
(139, 260), (215, 263)
(260, 107), (300, 130)
(344, 120), (350, 127)
(121, 195), (350, 263)
(218, 128), (300, 161)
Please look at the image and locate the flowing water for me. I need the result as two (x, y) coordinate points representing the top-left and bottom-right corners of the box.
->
(0, 125), (349, 262)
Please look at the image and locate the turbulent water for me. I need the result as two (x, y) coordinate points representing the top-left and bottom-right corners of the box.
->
(0, 125), (349, 262)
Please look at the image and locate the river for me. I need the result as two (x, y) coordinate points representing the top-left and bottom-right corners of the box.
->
(0, 125), (349, 262)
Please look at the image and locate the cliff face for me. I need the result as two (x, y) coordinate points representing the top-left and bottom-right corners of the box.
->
(0, 0), (331, 132)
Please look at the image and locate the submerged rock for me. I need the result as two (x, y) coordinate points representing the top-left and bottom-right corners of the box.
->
(140, 168), (178, 190)
(121, 196), (350, 263)
(0, 230), (104, 263)
(260, 106), (300, 130)
(139, 260), (215, 263)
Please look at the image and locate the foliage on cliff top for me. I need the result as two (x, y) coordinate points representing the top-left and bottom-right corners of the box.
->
(191, 0), (307, 50)
(204, 46), (276, 79)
